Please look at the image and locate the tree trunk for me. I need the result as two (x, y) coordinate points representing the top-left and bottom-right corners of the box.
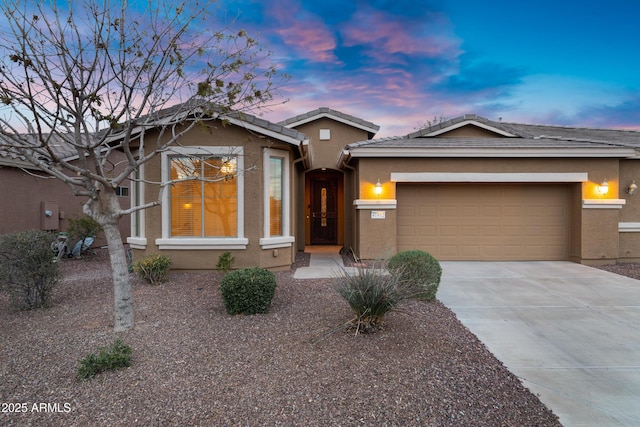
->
(89, 188), (134, 332)
(103, 221), (134, 332)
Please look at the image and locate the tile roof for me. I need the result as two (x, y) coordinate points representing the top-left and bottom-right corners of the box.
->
(348, 115), (640, 153)
(106, 98), (308, 146)
(278, 107), (380, 136)
(0, 133), (83, 168)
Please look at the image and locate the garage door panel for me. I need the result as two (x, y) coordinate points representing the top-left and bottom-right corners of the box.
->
(418, 225), (437, 237)
(397, 184), (570, 261)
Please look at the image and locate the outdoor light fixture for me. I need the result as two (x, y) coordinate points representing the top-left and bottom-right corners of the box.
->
(597, 179), (609, 195)
(374, 179), (383, 196)
(627, 180), (638, 196)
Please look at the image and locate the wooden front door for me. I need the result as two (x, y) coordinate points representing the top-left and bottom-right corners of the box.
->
(310, 175), (339, 245)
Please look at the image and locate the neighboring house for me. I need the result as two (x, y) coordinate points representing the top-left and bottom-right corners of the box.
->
(128, 106), (640, 269)
(0, 135), (131, 246)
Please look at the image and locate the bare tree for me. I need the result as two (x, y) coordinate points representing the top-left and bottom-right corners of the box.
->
(0, 0), (287, 331)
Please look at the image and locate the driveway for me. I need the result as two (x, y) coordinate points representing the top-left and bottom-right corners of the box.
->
(437, 261), (640, 427)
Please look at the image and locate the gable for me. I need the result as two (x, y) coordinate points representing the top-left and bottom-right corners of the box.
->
(415, 118), (518, 138)
(433, 123), (510, 138)
(279, 107), (380, 139)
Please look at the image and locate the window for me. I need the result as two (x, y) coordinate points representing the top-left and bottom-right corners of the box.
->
(157, 146), (247, 250)
(269, 156), (283, 236)
(169, 155), (237, 237)
(116, 186), (129, 197)
(319, 129), (331, 140)
(260, 148), (294, 249)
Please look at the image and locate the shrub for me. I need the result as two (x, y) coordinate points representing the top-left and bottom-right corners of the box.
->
(220, 267), (276, 315)
(216, 251), (235, 275)
(76, 338), (132, 381)
(334, 263), (412, 334)
(387, 250), (442, 302)
(133, 254), (172, 285)
(0, 229), (60, 309)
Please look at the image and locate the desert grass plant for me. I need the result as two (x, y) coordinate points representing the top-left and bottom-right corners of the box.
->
(334, 263), (414, 334)
(387, 250), (442, 302)
(0, 229), (59, 309)
(133, 254), (172, 285)
(220, 267), (276, 315)
(216, 251), (235, 275)
(76, 338), (132, 381)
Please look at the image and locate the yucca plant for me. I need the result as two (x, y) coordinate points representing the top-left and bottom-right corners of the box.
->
(334, 263), (412, 334)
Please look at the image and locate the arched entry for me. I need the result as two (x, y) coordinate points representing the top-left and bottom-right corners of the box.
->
(305, 169), (344, 245)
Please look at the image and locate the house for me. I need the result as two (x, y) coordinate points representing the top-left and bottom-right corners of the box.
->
(128, 106), (640, 269)
(0, 135), (130, 245)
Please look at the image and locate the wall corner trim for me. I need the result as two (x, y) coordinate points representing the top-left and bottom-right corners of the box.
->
(582, 199), (626, 209)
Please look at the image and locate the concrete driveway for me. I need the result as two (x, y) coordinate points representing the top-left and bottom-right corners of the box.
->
(437, 261), (640, 427)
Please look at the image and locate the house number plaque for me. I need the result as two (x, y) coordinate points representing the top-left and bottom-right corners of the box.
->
(371, 211), (385, 219)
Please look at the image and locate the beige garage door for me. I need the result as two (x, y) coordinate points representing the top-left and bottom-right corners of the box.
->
(396, 184), (570, 261)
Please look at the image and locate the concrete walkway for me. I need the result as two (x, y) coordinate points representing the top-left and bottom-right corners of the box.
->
(437, 261), (640, 427)
(293, 246), (357, 279)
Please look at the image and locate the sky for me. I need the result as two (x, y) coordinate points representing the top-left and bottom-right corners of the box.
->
(218, 0), (640, 137)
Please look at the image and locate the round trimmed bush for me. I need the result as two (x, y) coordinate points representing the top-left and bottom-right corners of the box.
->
(220, 267), (277, 315)
(387, 250), (442, 301)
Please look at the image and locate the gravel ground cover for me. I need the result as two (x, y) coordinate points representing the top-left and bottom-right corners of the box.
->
(0, 249), (565, 426)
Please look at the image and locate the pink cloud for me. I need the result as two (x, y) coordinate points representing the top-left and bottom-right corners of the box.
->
(340, 8), (461, 59)
(263, 0), (339, 63)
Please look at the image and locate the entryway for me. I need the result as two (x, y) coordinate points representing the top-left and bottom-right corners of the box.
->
(305, 169), (344, 246)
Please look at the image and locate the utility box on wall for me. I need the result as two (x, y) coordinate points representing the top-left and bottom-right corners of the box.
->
(41, 201), (60, 231)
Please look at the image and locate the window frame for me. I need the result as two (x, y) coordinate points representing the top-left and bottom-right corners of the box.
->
(127, 165), (147, 249)
(156, 146), (248, 250)
(260, 148), (294, 249)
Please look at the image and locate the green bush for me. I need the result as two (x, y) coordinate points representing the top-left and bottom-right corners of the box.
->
(387, 250), (442, 302)
(334, 263), (412, 333)
(216, 251), (235, 275)
(76, 338), (132, 381)
(220, 267), (276, 315)
(0, 229), (60, 309)
(133, 254), (172, 285)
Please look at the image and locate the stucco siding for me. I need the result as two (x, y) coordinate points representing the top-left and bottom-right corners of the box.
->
(133, 120), (298, 270)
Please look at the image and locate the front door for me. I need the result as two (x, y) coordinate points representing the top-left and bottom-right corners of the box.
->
(310, 174), (339, 245)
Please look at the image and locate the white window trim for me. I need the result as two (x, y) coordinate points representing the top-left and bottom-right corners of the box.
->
(156, 146), (247, 250)
(127, 164), (147, 249)
(260, 148), (294, 249)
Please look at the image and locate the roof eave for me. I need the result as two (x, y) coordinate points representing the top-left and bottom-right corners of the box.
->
(346, 147), (639, 158)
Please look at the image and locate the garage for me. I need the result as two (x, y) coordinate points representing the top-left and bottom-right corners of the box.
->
(396, 183), (571, 261)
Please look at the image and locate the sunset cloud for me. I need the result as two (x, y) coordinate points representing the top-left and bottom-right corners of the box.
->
(223, 0), (640, 136)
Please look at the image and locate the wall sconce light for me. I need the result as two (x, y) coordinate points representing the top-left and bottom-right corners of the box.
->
(627, 180), (638, 196)
(597, 179), (609, 195)
(374, 179), (383, 196)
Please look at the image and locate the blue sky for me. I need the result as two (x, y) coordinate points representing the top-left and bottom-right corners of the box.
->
(217, 0), (640, 137)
